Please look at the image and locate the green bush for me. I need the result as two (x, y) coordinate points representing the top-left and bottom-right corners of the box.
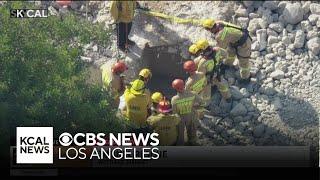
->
(0, 1), (129, 151)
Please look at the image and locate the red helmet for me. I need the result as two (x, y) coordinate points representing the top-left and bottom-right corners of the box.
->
(112, 61), (128, 74)
(56, 0), (72, 7)
(183, 60), (197, 73)
(157, 100), (172, 113)
(172, 79), (185, 92)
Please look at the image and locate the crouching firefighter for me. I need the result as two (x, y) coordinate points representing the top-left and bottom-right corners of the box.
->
(171, 79), (203, 145)
(191, 39), (232, 101)
(202, 19), (252, 84)
(122, 79), (152, 134)
(147, 99), (181, 146)
(101, 61), (128, 107)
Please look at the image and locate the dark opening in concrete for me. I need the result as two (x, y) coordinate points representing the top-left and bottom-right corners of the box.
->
(141, 45), (187, 99)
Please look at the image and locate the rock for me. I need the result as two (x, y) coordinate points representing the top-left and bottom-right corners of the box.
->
(240, 88), (250, 98)
(219, 99), (232, 115)
(80, 56), (92, 63)
(307, 37), (320, 55)
(249, 13), (260, 19)
(317, 19), (320, 28)
(267, 36), (279, 45)
(282, 2), (304, 25)
(262, 1), (278, 11)
(256, 29), (267, 51)
(272, 97), (283, 110)
(269, 22), (284, 33)
(310, 3), (320, 15)
(243, 1), (254, 8)
(258, 8), (273, 27)
(230, 103), (248, 117)
(265, 65), (275, 74)
(237, 17), (249, 28)
(248, 18), (262, 33)
(300, 20), (312, 32)
(282, 36), (291, 46)
(236, 7), (248, 17)
(277, 1), (287, 14)
(230, 86), (243, 100)
(253, 124), (265, 138)
(251, 41), (260, 51)
(270, 70), (285, 80)
(302, 1), (311, 15)
(267, 28), (279, 37)
(306, 30), (318, 40)
(92, 45), (98, 52)
(308, 14), (320, 25)
(293, 30), (305, 49)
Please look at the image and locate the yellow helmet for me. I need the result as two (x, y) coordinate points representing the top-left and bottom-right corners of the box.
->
(130, 79), (145, 95)
(196, 39), (209, 50)
(202, 19), (215, 29)
(151, 92), (163, 103)
(188, 44), (200, 55)
(139, 68), (152, 79)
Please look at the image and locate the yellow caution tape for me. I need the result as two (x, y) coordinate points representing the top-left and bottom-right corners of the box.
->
(139, 9), (206, 26)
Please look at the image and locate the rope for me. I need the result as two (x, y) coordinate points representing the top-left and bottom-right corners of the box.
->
(138, 9), (206, 26)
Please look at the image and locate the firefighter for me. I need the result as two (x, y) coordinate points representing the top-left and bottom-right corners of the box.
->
(193, 39), (232, 101)
(151, 92), (164, 115)
(122, 79), (152, 133)
(171, 79), (203, 145)
(202, 19), (252, 84)
(101, 61), (128, 107)
(183, 60), (211, 107)
(147, 100), (181, 146)
(138, 68), (152, 95)
(110, 1), (139, 51)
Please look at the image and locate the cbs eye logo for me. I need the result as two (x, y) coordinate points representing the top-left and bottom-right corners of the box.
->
(59, 132), (73, 146)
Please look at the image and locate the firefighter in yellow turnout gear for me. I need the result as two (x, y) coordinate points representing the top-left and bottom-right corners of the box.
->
(183, 60), (211, 107)
(202, 19), (252, 82)
(171, 79), (203, 145)
(190, 40), (232, 100)
(101, 61), (128, 107)
(147, 100), (181, 146)
(123, 79), (152, 132)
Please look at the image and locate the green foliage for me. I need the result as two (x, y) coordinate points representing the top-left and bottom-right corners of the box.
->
(0, 1), (129, 149)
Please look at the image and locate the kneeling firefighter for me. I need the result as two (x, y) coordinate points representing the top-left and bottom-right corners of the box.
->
(192, 39), (232, 101)
(147, 100), (181, 146)
(122, 79), (152, 133)
(202, 19), (252, 84)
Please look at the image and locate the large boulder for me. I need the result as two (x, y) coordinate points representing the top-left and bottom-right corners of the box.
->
(281, 2), (304, 25)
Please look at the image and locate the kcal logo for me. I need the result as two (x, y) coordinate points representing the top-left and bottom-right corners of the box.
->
(16, 127), (53, 164)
